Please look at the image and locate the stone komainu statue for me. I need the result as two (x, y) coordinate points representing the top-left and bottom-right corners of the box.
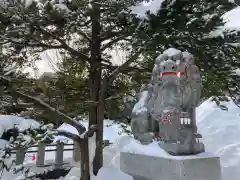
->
(131, 48), (205, 155)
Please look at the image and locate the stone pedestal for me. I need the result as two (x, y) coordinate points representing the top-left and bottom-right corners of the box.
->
(159, 142), (205, 156)
(120, 151), (222, 180)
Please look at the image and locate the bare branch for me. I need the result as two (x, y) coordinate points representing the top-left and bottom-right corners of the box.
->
(38, 27), (90, 61)
(108, 48), (142, 83)
(16, 102), (34, 108)
(54, 125), (97, 143)
(0, 41), (9, 45)
(105, 95), (120, 101)
(78, 30), (92, 43)
(84, 100), (99, 106)
(7, 39), (62, 49)
(97, 49), (142, 105)
(102, 64), (143, 73)
(101, 30), (125, 41)
(80, 125), (97, 139)
(101, 34), (130, 51)
(15, 91), (87, 133)
(0, 75), (86, 134)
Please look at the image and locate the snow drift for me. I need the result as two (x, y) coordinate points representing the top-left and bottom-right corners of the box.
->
(58, 97), (240, 180)
(0, 97), (240, 180)
(65, 97), (240, 180)
(197, 98), (240, 180)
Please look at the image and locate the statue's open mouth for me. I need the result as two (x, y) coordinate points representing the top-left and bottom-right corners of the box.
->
(160, 71), (185, 78)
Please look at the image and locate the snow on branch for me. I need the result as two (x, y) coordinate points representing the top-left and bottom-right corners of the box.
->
(0, 76), (87, 134)
(6, 38), (63, 50)
(101, 34), (131, 51)
(14, 90), (87, 133)
(80, 125), (97, 139)
(54, 129), (81, 142)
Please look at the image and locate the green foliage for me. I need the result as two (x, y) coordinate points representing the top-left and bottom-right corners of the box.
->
(133, 0), (240, 98)
(54, 58), (89, 116)
(0, 120), (55, 179)
(0, 0), (147, 120)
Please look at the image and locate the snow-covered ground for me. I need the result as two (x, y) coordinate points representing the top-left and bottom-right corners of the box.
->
(63, 97), (240, 180)
(0, 118), (132, 180)
(223, 6), (240, 31)
(1, 97), (240, 179)
(197, 98), (240, 180)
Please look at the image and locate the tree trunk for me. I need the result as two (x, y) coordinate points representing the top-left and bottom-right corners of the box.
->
(80, 139), (90, 180)
(89, 0), (102, 176)
(94, 82), (105, 175)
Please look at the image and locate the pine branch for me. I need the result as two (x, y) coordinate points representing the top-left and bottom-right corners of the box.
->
(101, 30), (125, 41)
(55, 125), (97, 142)
(99, 48), (142, 103)
(0, 76), (87, 134)
(7, 39), (62, 49)
(101, 34), (130, 51)
(78, 30), (92, 43)
(108, 48), (142, 82)
(38, 27), (90, 61)
(55, 129), (81, 142)
(80, 125), (97, 139)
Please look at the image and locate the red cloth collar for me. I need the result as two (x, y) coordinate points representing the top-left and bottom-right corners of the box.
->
(160, 71), (185, 78)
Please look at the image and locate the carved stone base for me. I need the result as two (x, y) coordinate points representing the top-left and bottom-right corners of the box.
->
(158, 142), (205, 156)
(120, 151), (222, 180)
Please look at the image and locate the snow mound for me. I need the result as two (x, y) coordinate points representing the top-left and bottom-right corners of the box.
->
(196, 97), (240, 180)
(104, 97), (240, 180)
(132, 90), (149, 115)
(110, 135), (216, 162)
(93, 166), (133, 180)
(1, 97), (240, 180)
(0, 115), (40, 137)
(61, 98), (240, 180)
(222, 6), (240, 31)
(54, 119), (131, 143)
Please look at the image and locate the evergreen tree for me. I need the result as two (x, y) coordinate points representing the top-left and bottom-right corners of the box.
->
(0, 0), (146, 177)
(134, 0), (240, 98)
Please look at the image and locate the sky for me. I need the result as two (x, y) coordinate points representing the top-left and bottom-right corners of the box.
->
(23, 0), (163, 77)
(23, 0), (240, 77)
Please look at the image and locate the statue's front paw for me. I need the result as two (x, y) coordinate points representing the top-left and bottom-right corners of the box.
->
(137, 133), (154, 145)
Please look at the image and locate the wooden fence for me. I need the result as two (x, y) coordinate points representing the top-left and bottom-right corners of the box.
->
(12, 142), (80, 167)
(12, 140), (110, 168)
